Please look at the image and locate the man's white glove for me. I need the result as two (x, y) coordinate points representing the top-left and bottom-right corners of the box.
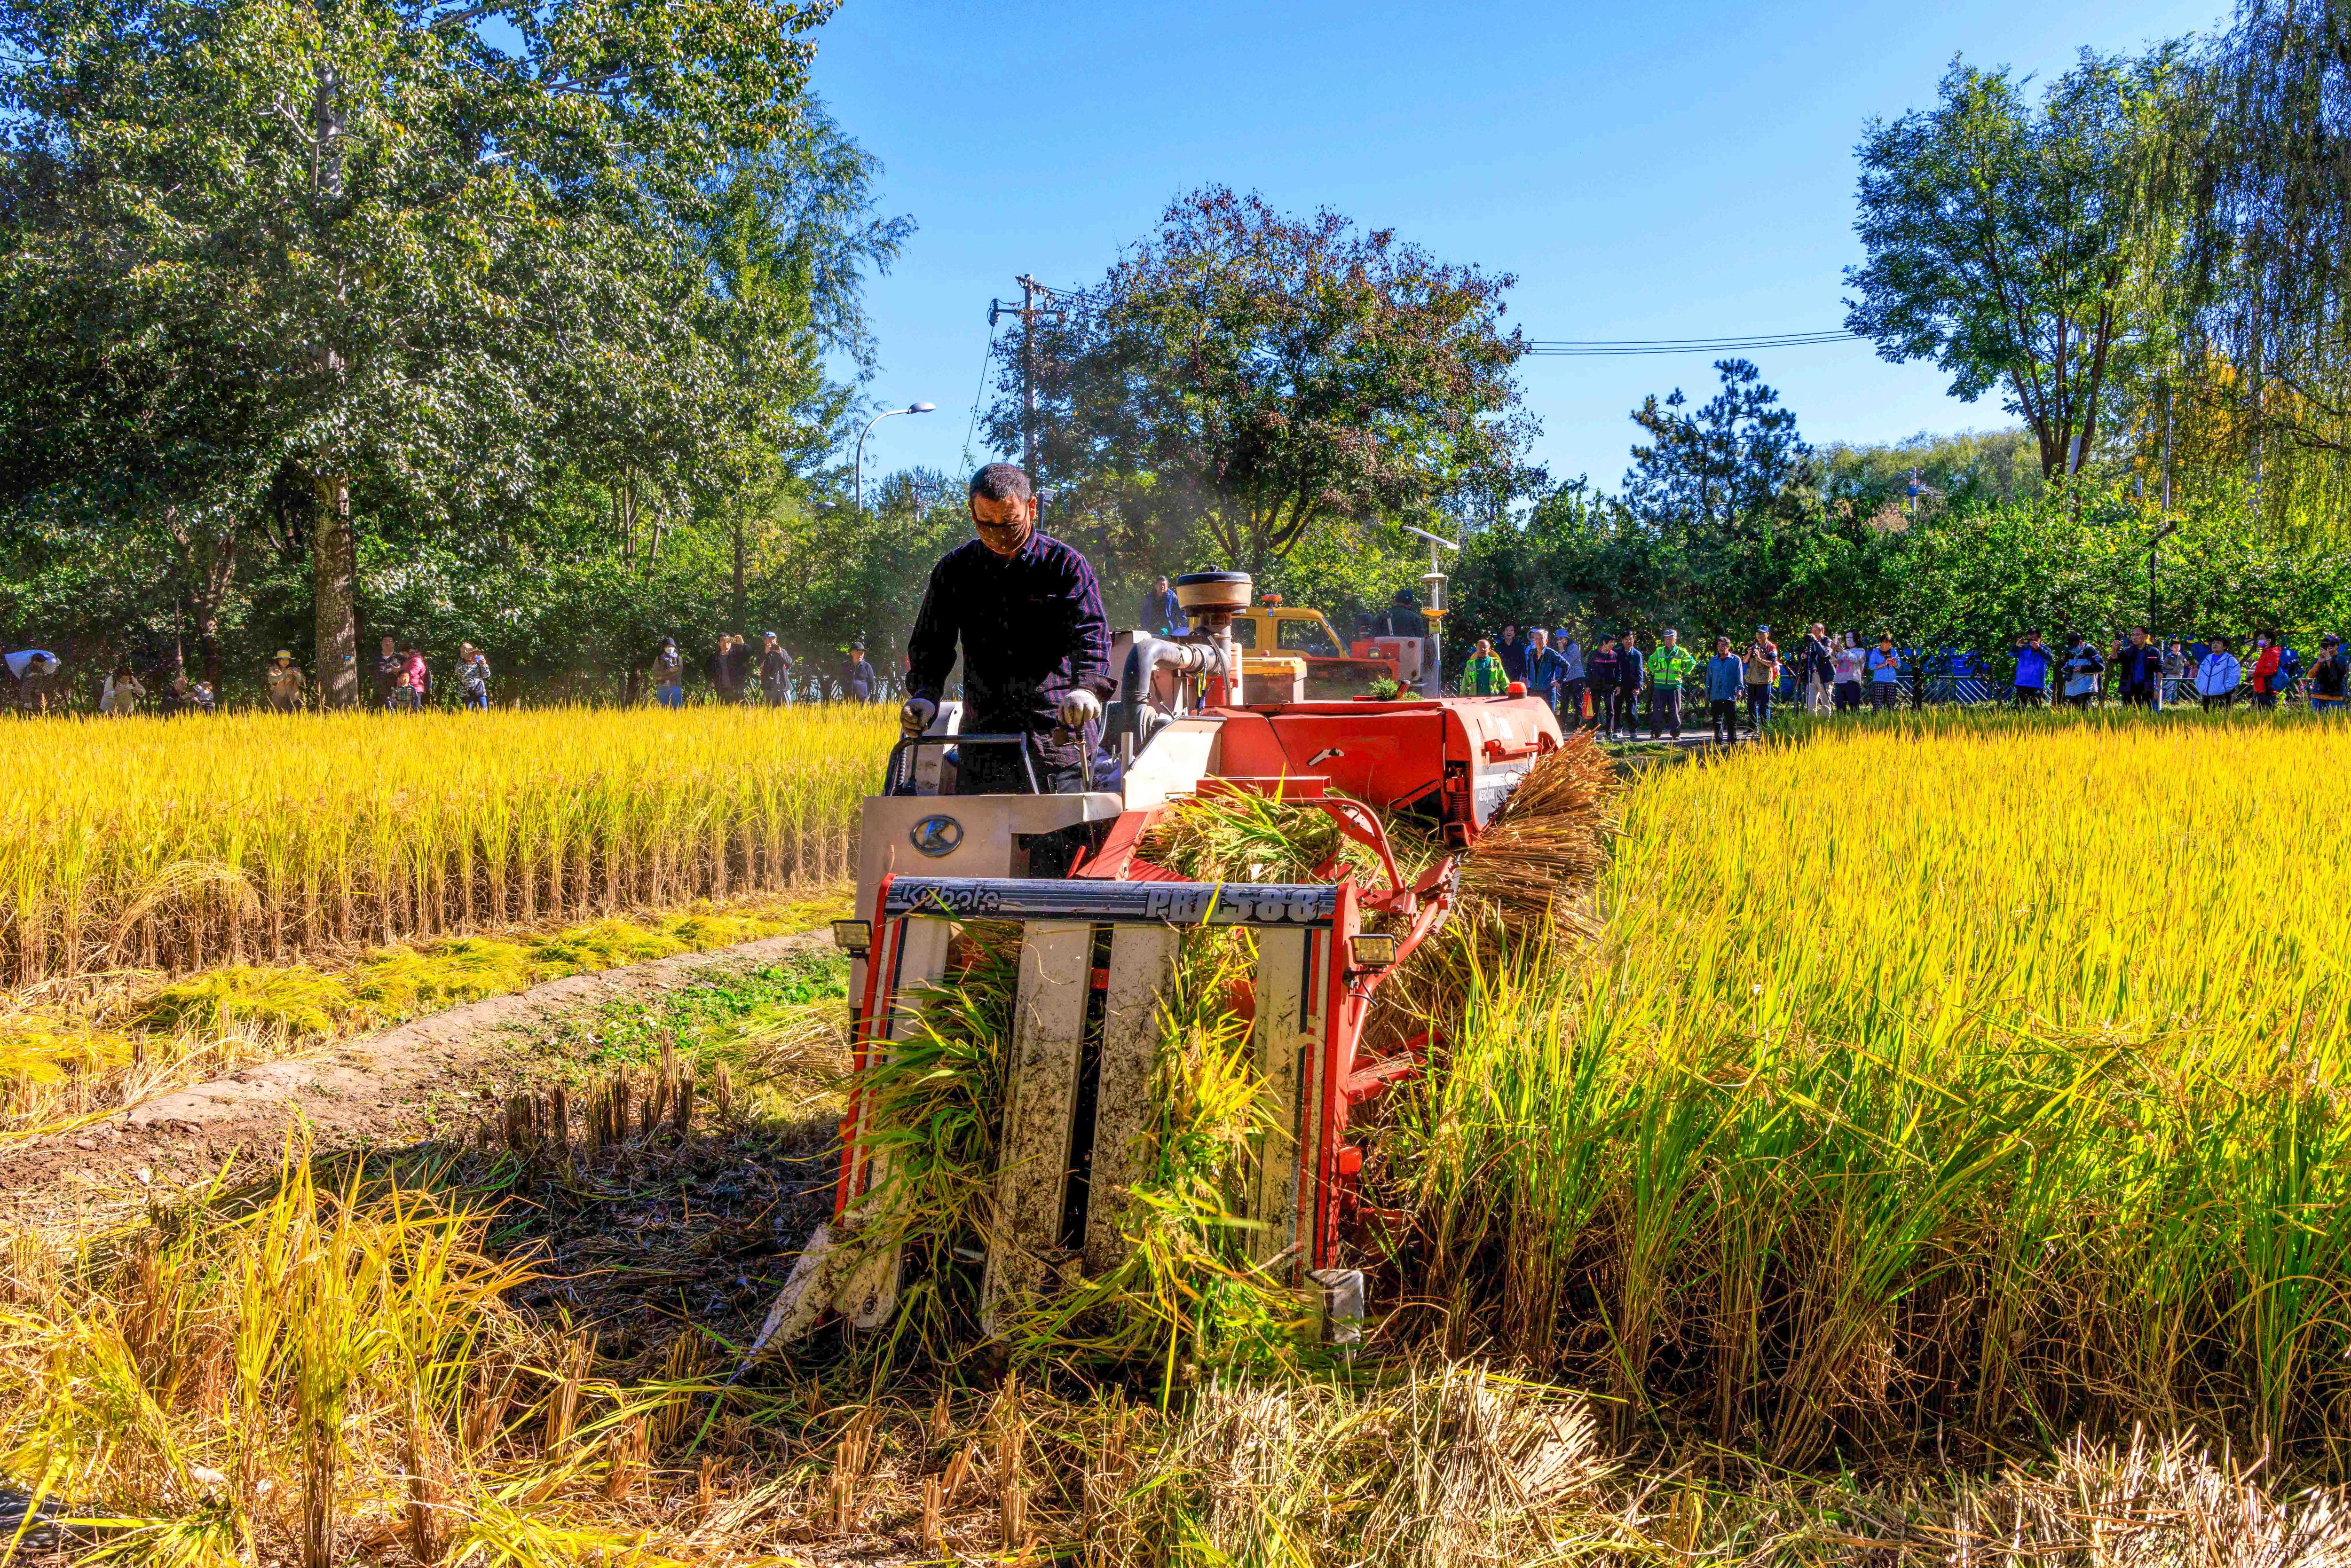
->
(1057, 689), (1102, 730)
(900, 696), (938, 736)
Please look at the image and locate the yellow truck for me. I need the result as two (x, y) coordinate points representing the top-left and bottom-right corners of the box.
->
(1228, 598), (1424, 700)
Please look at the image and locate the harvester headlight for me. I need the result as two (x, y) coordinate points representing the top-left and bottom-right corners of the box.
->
(1347, 933), (1400, 972)
(832, 919), (873, 956)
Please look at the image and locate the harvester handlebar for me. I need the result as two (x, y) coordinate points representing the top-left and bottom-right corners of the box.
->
(883, 733), (1043, 796)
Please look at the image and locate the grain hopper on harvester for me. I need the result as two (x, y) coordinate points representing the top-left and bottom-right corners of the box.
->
(758, 569), (1567, 1350)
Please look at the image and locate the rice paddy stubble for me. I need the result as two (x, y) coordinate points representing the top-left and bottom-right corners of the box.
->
(0, 706), (893, 985)
(1401, 714), (2351, 1471)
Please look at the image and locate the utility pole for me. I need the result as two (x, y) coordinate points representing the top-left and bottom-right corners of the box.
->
(989, 276), (1065, 485)
(1019, 273), (1039, 479)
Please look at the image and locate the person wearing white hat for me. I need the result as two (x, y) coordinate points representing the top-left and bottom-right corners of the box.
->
(265, 650), (306, 712)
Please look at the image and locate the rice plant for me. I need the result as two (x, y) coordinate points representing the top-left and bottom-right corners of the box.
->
(0, 1147), (548, 1568)
(1401, 709), (2351, 1471)
(0, 706), (893, 985)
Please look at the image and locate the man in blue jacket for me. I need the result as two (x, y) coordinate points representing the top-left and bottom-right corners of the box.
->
(1525, 628), (1571, 717)
(1139, 576), (1183, 636)
(2012, 631), (2052, 707)
(1705, 636), (1746, 743)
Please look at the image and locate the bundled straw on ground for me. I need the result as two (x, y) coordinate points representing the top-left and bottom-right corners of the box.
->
(0, 706), (893, 985)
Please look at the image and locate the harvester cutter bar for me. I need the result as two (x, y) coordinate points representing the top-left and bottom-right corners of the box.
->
(810, 874), (1396, 1342)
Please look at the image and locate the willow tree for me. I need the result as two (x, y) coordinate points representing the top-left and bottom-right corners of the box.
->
(2201, 0), (2351, 473)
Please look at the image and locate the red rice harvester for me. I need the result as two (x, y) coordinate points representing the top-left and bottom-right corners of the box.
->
(761, 571), (1563, 1347)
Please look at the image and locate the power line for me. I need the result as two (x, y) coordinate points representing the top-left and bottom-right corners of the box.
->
(1523, 330), (1861, 356)
(989, 293), (1862, 357)
(959, 331), (998, 470)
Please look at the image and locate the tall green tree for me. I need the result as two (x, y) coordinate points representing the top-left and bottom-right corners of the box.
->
(1845, 49), (2196, 480)
(992, 185), (1535, 580)
(1, 0), (842, 701)
(1622, 358), (1810, 533)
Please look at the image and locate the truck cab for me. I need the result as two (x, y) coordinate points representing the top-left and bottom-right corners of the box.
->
(1230, 603), (1418, 697)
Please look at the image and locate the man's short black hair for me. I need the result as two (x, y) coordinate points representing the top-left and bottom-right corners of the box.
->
(969, 463), (1033, 503)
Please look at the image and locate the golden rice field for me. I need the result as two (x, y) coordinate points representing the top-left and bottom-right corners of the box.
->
(8, 709), (2351, 1566)
(0, 706), (896, 985)
(1407, 709), (2351, 1471)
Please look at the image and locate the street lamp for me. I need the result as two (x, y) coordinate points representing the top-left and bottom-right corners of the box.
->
(854, 402), (937, 514)
(1401, 524), (1460, 697)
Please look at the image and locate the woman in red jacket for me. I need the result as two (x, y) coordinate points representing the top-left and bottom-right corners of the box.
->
(2250, 633), (2282, 711)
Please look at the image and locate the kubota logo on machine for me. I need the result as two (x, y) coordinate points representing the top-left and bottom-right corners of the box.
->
(884, 878), (1337, 926)
(909, 815), (963, 857)
(904, 882), (1001, 915)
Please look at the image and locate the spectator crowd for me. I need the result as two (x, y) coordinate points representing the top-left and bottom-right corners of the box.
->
(1468, 622), (2351, 741)
(2, 627), (898, 716)
(10, 589), (2348, 728)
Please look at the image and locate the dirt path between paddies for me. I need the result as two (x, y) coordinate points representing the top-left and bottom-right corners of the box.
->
(0, 929), (836, 1240)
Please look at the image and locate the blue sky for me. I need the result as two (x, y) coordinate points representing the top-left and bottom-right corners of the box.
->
(811, 0), (2225, 492)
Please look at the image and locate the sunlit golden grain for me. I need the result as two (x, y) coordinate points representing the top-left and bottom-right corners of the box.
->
(1407, 709), (2351, 1466)
(0, 706), (894, 983)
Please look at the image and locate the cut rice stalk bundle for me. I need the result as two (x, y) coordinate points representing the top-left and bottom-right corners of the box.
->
(1132, 787), (1386, 886)
(1453, 733), (1618, 951)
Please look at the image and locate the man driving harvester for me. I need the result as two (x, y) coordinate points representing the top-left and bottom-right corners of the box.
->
(900, 463), (1119, 794)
